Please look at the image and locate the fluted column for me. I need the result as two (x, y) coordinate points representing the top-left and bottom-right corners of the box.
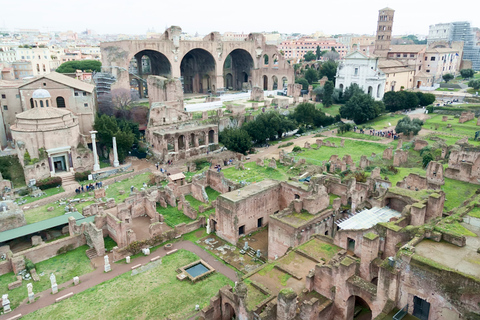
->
(90, 131), (100, 171)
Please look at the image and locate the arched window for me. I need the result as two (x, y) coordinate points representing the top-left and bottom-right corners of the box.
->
(35, 100), (38, 108)
(30, 98), (34, 109)
(263, 54), (269, 65)
(56, 96), (66, 108)
(40, 100), (44, 108)
(46, 100), (49, 107)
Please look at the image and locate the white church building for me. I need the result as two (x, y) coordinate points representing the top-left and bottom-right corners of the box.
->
(335, 51), (386, 101)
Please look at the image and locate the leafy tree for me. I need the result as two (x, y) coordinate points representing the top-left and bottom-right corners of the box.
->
(404, 91), (420, 109)
(304, 69), (318, 84)
(315, 46), (321, 60)
(415, 92), (435, 106)
(460, 69), (475, 79)
(342, 83), (364, 103)
(339, 93), (377, 124)
(93, 114), (136, 162)
(319, 60), (337, 82)
(422, 153), (434, 168)
(323, 81), (334, 107)
(295, 78), (309, 90)
(442, 73), (454, 83)
(331, 88), (343, 103)
(313, 86), (324, 101)
(373, 101), (386, 115)
(219, 128), (252, 155)
(303, 51), (316, 62)
(111, 89), (140, 119)
(56, 60), (101, 73)
(395, 117), (424, 136)
(323, 50), (340, 61)
(468, 79), (480, 90)
(290, 102), (335, 128)
(243, 112), (296, 143)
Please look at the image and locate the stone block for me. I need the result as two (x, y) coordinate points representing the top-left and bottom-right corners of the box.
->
(73, 276), (79, 285)
(126, 256), (130, 264)
(94, 188), (106, 199)
(55, 292), (73, 303)
(31, 235), (43, 246)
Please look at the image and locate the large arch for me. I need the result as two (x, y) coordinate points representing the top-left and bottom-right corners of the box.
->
(223, 49), (254, 91)
(272, 75), (278, 90)
(181, 48), (216, 94)
(263, 75), (268, 90)
(130, 49), (172, 97)
(346, 295), (372, 320)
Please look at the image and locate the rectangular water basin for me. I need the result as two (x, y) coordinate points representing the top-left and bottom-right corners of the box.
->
(178, 259), (215, 282)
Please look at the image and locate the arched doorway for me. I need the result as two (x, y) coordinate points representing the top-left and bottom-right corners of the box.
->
(131, 50), (172, 98)
(178, 135), (185, 150)
(208, 130), (215, 144)
(282, 76), (288, 89)
(368, 86), (373, 96)
(377, 84), (382, 97)
(223, 49), (254, 91)
(263, 75), (268, 90)
(56, 96), (66, 108)
(181, 49), (216, 94)
(225, 73), (233, 89)
(385, 197), (409, 212)
(189, 133), (195, 148)
(272, 76), (278, 90)
(339, 84), (344, 92)
(223, 302), (236, 320)
(198, 132), (206, 146)
(346, 295), (372, 320)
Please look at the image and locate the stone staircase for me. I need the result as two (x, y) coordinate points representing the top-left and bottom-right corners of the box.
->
(57, 172), (79, 191)
(85, 248), (97, 260)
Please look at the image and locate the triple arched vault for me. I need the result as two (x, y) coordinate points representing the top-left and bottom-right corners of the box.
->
(100, 26), (294, 97)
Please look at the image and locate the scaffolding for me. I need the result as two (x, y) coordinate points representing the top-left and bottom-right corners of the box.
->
(93, 72), (116, 95)
(451, 22), (480, 71)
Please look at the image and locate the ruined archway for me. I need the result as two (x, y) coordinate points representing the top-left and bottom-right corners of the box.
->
(131, 50), (172, 97)
(208, 130), (215, 144)
(385, 197), (409, 212)
(272, 76), (278, 90)
(225, 73), (233, 89)
(223, 49), (254, 91)
(198, 131), (206, 146)
(189, 133), (195, 148)
(368, 86), (373, 97)
(223, 302), (236, 320)
(263, 75), (268, 90)
(178, 135), (185, 150)
(282, 76), (288, 89)
(181, 48), (216, 94)
(346, 295), (372, 320)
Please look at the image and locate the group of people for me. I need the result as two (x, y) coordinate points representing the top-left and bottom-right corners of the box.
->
(75, 181), (103, 194)
(368, 129), (399, 139)
(155, 163), (168, 174)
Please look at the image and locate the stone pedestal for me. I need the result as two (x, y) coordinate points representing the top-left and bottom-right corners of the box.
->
(27, 283), (34, 303)
(126, 256), (131, 264)
(90, 131), (100, 172)
(104, 264), (111, 273)
(50, 273), (58, 294)
(112, 137), (119, 167)
(51, 283), (58, 294)
(142, 248), (150, 256)
(73, 276), (79, 286)
(2, 294), (11, 313)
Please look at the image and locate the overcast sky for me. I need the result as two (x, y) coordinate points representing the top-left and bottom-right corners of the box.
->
(2, 0), (479, 36)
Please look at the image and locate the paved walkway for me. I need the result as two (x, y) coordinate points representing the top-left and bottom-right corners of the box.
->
(0, 241), (238, 320)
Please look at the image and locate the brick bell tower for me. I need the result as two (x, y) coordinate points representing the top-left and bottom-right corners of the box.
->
(374, 7), (395, 57)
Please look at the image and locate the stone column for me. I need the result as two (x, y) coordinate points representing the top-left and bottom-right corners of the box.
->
(174, 137), (179, 152)
(90, 131), (100, 171)
(194, 134), (199, 147)
(48, 156), (54, 176)
(214, 130), (219, 144)
(50, 273), (58, 294)
(112, 137), (119, 167)
(27, 283), (34, 303)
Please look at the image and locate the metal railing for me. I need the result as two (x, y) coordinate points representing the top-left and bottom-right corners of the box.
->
(393, 304), (408, 320)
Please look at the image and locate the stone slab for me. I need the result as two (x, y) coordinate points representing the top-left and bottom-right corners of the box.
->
(55, 292), (73, 303)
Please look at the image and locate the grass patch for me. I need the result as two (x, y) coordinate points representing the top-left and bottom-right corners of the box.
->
(205, 187), (220, 201)
(0, 155), (25, 187)
(441, 177), (478, 212)
(468, 207), (480, 218)
(22, 250), (233, 320)
(435, 221), (477, 238)
(0, 245), (93, 311)
(316, 103), (341, 117)
(222, 161), (290, 183)
(298, 240), (342, 261)
(424, 114), (479, 139)
(298, 138), (387, 165)
(105, 172), (150, 203)
(338, 131), (383, 141)
(245, 283), (268, 310)
(104, 236), (117, 252)
(18, 187), (66, 205)
(157, 204), (193, 227)
(23, 200), (95, 224)
(364, 114), (405, 130)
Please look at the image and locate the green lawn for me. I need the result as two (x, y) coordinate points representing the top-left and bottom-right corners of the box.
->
(0, 245), (94, 311)
(24, 200), (95, 225)
(316, 103), (341, 117)
(157, 204), (193, 227)
(22, 250), (234, 320)
(222, 161), (291, 183)
(297, 138), (387, 165)
(105, 172), (151, 203)
(338, 131), (383, 141)
(0, 155), (26, 187)
(425, 133), (480, 146)
(365, 114), (405, 130)
(441, 177), (478, 212)
(468, 207), (480, 218)
(18, 187), (66, 205)
(435, 88), (460, 92)
(424, 114), (479, 139)
(104, 236), (118, 252)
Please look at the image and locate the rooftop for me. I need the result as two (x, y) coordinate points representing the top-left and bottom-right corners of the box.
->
(337, 207), (402, 230)
(219, 179), (279, 203)
(0, 211), (84, 243)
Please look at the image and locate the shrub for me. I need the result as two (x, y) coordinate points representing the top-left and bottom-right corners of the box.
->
(23, 150), (32, 165)
(354, 171), (367, 182)
(278, 142), (294, 148)
(74, 171), (91, 182)
(292, 146), (302, 152)
(25, 259), (35, 271)
(36, 176), (62, 190)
